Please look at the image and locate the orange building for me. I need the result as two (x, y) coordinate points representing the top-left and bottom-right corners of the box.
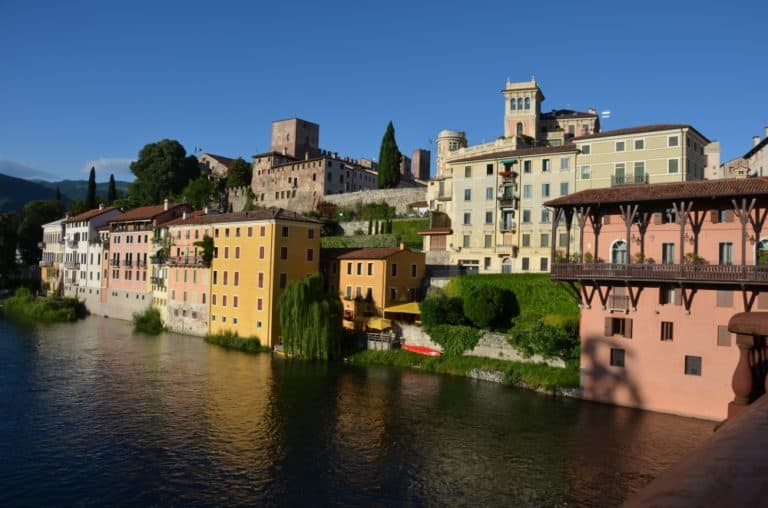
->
(546, 178), (768, 421)
(336, 246), (425, 328)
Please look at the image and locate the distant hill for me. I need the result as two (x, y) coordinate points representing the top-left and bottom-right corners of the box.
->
(0, 173), (60, 211)
(32, 179), (131, 202)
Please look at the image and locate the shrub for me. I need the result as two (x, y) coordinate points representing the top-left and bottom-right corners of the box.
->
(419, 295), (465, 328)
(508, 318), (579, 364)
(1, 288), (84, 323)
(320, 234), (400, 249)
(133, 307), (164, 335)
(421, 324), (481, 356)
(205, 331), (267, 353)
(462, 285), (517, 330)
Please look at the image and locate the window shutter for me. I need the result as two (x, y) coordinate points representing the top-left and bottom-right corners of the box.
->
(658, 286), (665, 305)
(674, 288), (682, 306)
(603, 215), (611, 225)
(654, 212), (663, 225)
(604, 317), (612, 337)
(725, 210), (734, 223)
(717, 325), (731, 347)
(710, 210), (720, 224)
(625, 318), (633, 338)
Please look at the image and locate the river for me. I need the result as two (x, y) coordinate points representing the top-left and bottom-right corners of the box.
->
(0, 317), (713, 506)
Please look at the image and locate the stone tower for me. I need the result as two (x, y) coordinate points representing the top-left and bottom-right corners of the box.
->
(270, 118), (320, 160)
(435, 130), (467, 178)
(502, 76), (544, 140)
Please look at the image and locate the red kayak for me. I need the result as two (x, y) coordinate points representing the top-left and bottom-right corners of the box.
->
(401, 344), (441, 356)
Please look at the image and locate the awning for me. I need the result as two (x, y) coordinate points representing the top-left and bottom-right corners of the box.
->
(383, 302), (421, 315)
(501, 159), (518, 165)
(366, 317), (392, 330)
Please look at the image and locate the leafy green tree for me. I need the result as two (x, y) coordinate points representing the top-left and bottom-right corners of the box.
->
(85, 166), (97, 209)
(508, 319), (579, 364)
(16, 200), (64, 265)
(279, 274), (343, 360)
(126, 139), (200, 206)
(226, 157), (252, 189)
(377, 121), (402, 189)
(182, 175), (215, 209)
(0, 213), (19, 280)
(107, 174), (117, 203)
(419, 295), (466, 328)
(193, 234), (214, 266)
(463, 286), (518, 330)
(68, 199), (87, 216)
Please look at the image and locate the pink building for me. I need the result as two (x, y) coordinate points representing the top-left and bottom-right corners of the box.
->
(104, 201), (189, 320)
(546, 178), (768, 421)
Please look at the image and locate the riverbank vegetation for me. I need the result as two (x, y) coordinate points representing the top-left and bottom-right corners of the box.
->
(132, 307), (164, 335)
(346, 350), (579, 390)
(1, 287), (84, 323)
(205, 331), (269, 353)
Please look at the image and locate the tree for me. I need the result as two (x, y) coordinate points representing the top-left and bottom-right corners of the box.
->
(279, 274), (343, 360)
(193, 234), (214, 266)
(377, 121), (402, 189)
(0, 212), (19, 280)
(463, 286), (518, 330)
(226, 157), (252, 189)
(420, 295), (466, 328)
(182, 175), (214, 209)
(85, 166), (97, 210)
(55, 186), (61, 202)
(16, 200), (64, 265)
(126, 139), (200, 206)
(107, 174), (117, 203)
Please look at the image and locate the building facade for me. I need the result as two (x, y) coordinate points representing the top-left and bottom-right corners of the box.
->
(39, 218), (66, 295)
(546, 178), (768, 420)
(411, 149), (431, 181)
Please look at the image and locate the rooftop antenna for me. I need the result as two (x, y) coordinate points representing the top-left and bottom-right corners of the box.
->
(601, 110), (612, 119)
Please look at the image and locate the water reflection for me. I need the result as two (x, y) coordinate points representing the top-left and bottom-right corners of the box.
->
(0, 318), (713, 506)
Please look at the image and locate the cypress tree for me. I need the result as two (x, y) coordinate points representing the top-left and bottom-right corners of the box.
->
(377, 121), (402, 189)
(107, 174), (117, 203)
(55, 186), (61, 201)
(86, 166), (97, 209)
(367, 220), (372, 235)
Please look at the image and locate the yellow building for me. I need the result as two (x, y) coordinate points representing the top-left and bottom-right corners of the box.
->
(336, 246), (425, 327)
(200, 209), (322, 347)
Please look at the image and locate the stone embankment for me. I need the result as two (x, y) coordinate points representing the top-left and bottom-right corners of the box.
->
(323, 187), (427, 215)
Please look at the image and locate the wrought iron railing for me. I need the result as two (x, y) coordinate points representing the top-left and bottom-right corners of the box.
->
(611, 173), (649, 186)
(551, 262), (768, 284)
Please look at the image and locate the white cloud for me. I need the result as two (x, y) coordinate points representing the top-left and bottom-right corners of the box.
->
(0, 156), (59, 180)
(82, 157), (135, 181)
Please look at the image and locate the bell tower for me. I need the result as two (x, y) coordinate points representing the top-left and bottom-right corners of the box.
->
(502, 76), (544, 141)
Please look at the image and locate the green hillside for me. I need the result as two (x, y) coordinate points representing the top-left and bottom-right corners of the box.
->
(33, 179), (131, 202)
(0, 173), (59, 211)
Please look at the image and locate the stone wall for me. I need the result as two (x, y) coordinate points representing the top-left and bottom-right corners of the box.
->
(323, 187), (427, 215)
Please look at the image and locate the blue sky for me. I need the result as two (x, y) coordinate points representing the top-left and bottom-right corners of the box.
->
(1, 0), (766, 182)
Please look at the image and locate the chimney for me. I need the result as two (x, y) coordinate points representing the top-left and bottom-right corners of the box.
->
(98, 203), (104, 210)
(203, 206), (209, 215)
(588, 107), (596, 115)
(764, 126), (768, 139)
(753, 136), (761, 148)
(164, 198), (169, 211)
(399, 242), (406, 250)
(182, 211), (187, 220)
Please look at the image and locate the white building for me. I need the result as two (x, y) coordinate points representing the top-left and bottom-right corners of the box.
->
(40, 218), (66, 295)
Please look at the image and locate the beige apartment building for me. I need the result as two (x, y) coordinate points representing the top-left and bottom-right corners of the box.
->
(423, 77), (712, 274)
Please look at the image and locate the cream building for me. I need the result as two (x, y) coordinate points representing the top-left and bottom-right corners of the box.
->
(40, 218), (66, 295)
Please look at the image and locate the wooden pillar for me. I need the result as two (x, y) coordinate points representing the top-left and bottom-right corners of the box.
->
(733, 198), (756, 266)
(638, 211), (650, 259)
(619, 204), (639, 264)
(576, 206), (590, 263)
(550, 208), (560, 261)
(748, 205), (768, 261)
(672, 201), (693, 264)
(564, 208), (574, 261)
(687, 210), (705, 257)
(589, 209), (602, 262)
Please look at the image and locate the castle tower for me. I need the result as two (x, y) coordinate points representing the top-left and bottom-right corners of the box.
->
(502, 76), (544, 140)
(270, 118), (320, 159)
(435, 130), (467, 178)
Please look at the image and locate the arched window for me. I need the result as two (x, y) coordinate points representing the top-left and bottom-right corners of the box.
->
(510, 99), (516, 111)
(524, 97), (530, 110)
(516, 122), (524, 136)
(502, 257), (513, 274)
(611, 240), (628, 265)
(757, 239), (768, 265)
(517, 98), (523, 110)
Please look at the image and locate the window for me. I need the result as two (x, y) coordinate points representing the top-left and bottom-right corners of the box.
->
(247, 227), (253, 237)
(485, 211), (493, 224)
(225, 228), (230, 238)
(464, 166), (472, 178)
(233, 272), (239, 286)
(486, 164), (493, 176)
(281, 226), (289, 237)
(389, 287), (397, 301)
(610, 348), (625, 367)
(558, 157), (569, 171)
(260, 226), (266, 237)
(484, 257), (491, 270)
(522, 257), (530, 271)
(580, 144), (591, 155)
(213, 271), (218, 284)
(462, 235), (470, 248)
(716, 290), (733, 308)
(540, 257), (548, 271)
(233, 296), (238, 308)
(390, 263), (397, 277)
(307, 249), (314, 262)
(523, 185), (532, 198)
(580, 165), (591, 180)
(510, 98), (516, 110)
(662, 243), (676, 264)
(615, 141), (625, 152)
(464, 189), (471, 201)
(718, 242), (734, 265)
(542, 159), (550, 172)
(668, 159), (679, 173)
(660, 285), (679, 305)
(605, 317), (632, 337)
(634, 139), (645, 150)
(367, 263), (374, 276)
(661, 321), (674, 341)
(684, 355), (702, 376)
(559, 233), (568, 247)
(235, 227), (240, 237)
(486, 187), (494, 200)
(522, 210), (531, 223)
(279, 273), (287, 289)
(523, 160), (532, 173)
(517, 98), (523, 110)
(634, 161), (645, 182)
(484, 235), (492, 248)
(223, 271), (228, 285)
(560, 182), (569, 196)
(258, 272), (264, 288)
(540, 234), (549, 248)
(235, 247), (240, 259)
(541, 183), (550, 197)
(668, 135), (679, 147)
(411, 264), (417, 277)
(540, 209), (550, 223)
(280, 247), (288, 260)
(308, 228), (315, 240)
(463, 212), (471, 225)
(356, 262), (362, 275)
(717, 325), (731, 347)
(522, 234), (530, 247)
(222, 295), (227, 307)
(345, 286), (352, 299)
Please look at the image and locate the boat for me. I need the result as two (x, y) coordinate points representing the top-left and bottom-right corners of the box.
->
(401, 344), (441, 356)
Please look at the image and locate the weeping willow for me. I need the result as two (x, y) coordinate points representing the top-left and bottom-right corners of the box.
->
(279, 274), (343, 360)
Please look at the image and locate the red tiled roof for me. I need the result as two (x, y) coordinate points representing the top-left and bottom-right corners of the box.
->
(336, 247), (403, 260)
(573, 124), (710, 143)
(162, 210), (206, 227)
(109, 203), (185, 223)
(544, 177), (768, 207)
(64, 206), (118, 223)
(160, 208), (323, 226)
(202, 153), (235, 167)
(449, 144), (578, 164)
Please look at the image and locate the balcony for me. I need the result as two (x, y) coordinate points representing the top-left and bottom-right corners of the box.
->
(611, 173), (649, 186)
(607, 294), (629, 311)
(66, 240), (77, 248)
(436, 191), (452, 201)
(135, 260), (147, 269)
(167, 256), (207, 267)
(550, 262), (768, 285)
(123, 260), (133, 268)
(38, 241), (46, 249)
(109, 259), (120, 267)
(151, 276), (165, 287)
(499, 222), (516, 232)
(63, 261), (80, 270)
(39, 259), (52, 267)
(496, 244), (518, 258)
(499, 170), (517, 181)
